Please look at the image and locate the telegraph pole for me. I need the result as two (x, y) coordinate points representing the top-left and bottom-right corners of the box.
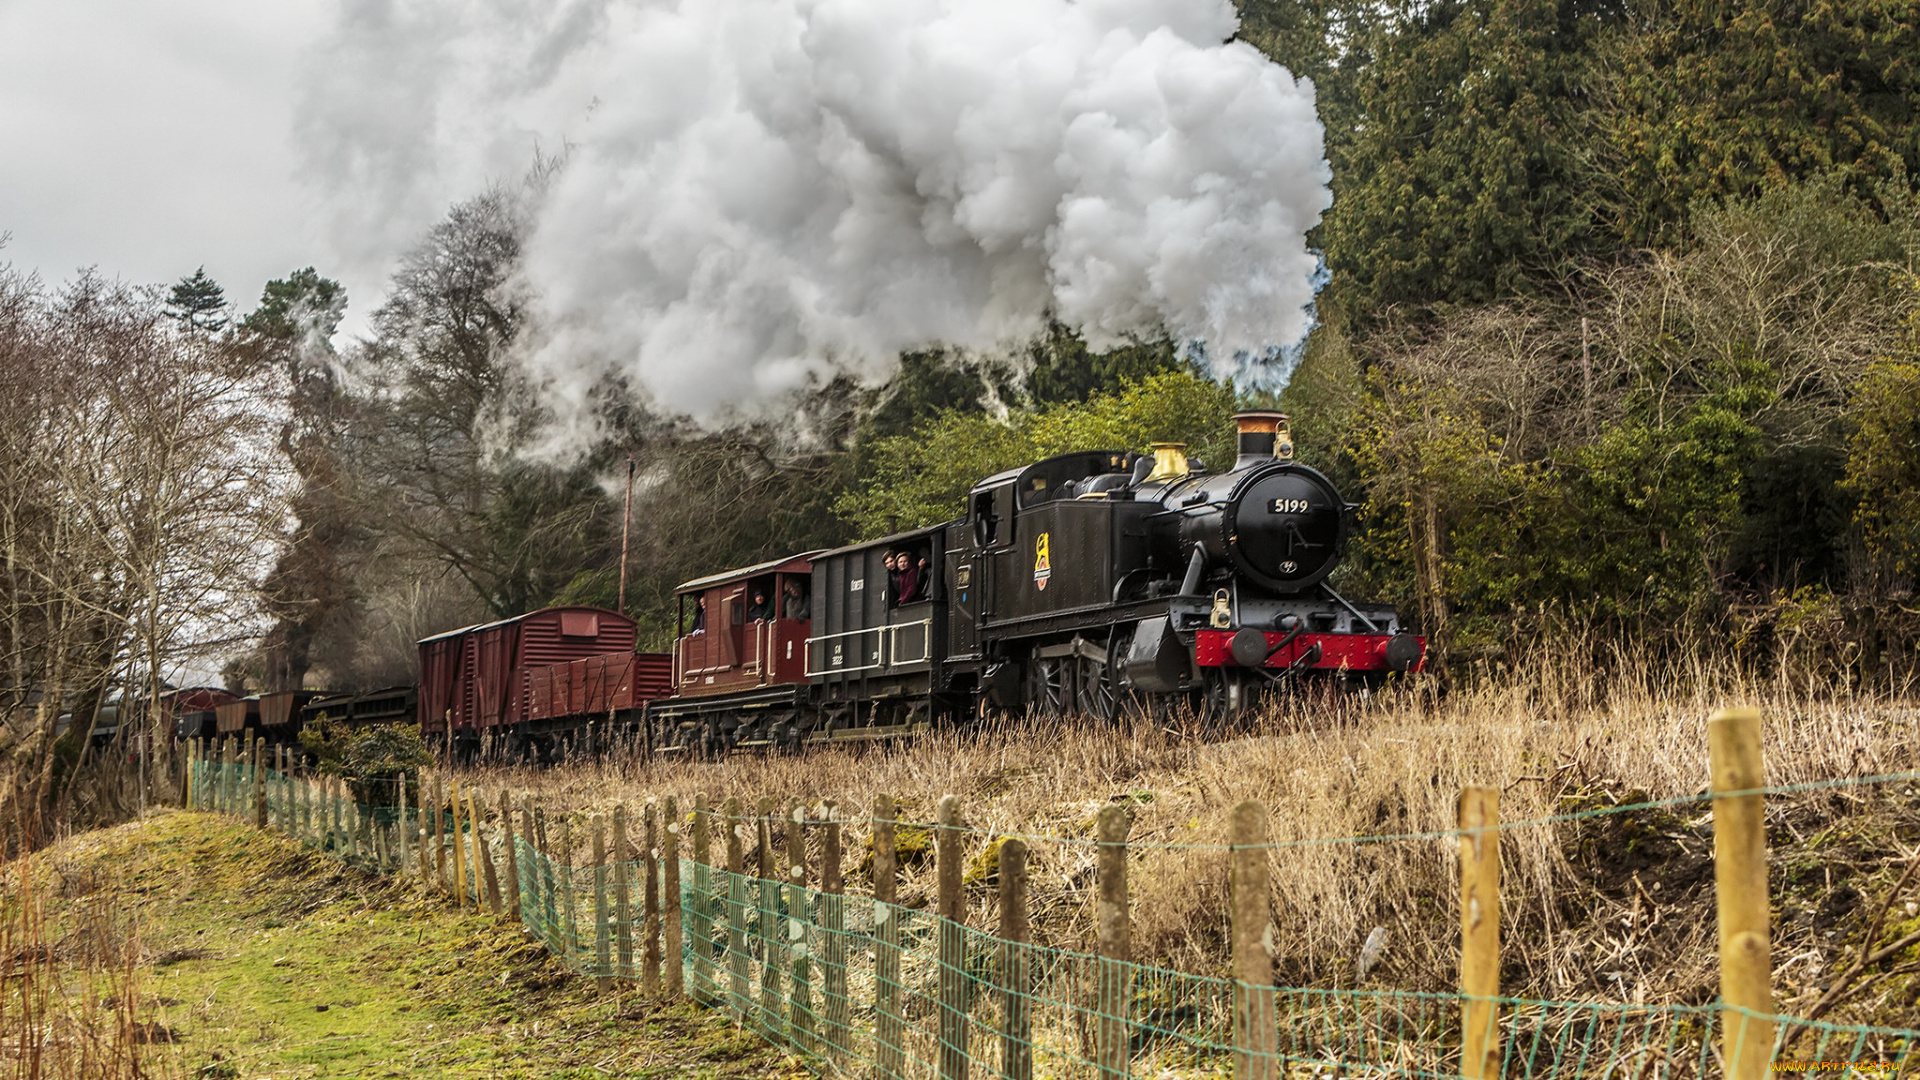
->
(618, 456), (634, 613)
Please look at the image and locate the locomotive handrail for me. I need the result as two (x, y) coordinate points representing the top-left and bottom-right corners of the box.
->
(803, 625), (887, 677)
(884, 619), (933, 666)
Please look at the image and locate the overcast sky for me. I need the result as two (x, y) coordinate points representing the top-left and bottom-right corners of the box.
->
(0, 0), (350, 319)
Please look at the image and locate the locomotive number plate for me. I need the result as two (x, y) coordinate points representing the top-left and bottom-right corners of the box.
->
(1269, 498), (1311, 514)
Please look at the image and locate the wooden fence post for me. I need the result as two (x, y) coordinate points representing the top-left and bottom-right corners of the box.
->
(691, 794), (715, 1005)
(397, 778), (411, 877)
(756, 795), (783, 1038)
(874, 793), (903, 1080)
(473, 789), (502, 914)
(559, 816), (580, 967)
(330, 775), (345, 856)
(786, 800), (814, 1053)
(937, 795), (969, 1080)
(278, 748), (292, 832)
(594, 816), (612, 992)
(349, 777), (367, 862)
(664, 795), (683, 1001)
(644, 802), (664, 997)
(1459, 787), (1501, 1080)
(219, 737), (232, 814)
(1096, 803), (1133, 1080)
(418, 785), (435, 890)
(430, 776), (446, 891)
(1710, 707), (1773, 1080)
(1000, 837), (1032, 1080)
(252, 739), (266, 828)
(499, 789), (521, 919)
(453, 780), (473, 908)
(821, 800), (849, 1065)
(614, 805), (635, 980)
(269, 746), (282, 830)
(534, 802), (558, 943)
(301, 770), (314, 846)
(1231, 802), (1275, 1080)
(726, 796), (749, 1020)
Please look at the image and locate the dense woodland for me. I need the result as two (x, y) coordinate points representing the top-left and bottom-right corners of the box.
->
(3, 0), (1919, 839)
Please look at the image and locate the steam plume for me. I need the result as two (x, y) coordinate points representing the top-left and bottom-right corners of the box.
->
(300, 0), (1331, 422)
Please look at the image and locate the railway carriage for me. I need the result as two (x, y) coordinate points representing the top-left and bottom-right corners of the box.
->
(652, 555), (816, 754)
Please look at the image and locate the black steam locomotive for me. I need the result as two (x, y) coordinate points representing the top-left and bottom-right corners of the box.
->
(651, 411), (1423, 754)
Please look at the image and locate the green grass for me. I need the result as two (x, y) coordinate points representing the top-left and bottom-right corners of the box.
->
(22, 811), (799, 1079)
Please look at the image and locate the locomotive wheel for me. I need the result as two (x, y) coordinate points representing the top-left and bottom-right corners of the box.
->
(1073, 653), (1116, 721)
(1028, 657), (1071, 717)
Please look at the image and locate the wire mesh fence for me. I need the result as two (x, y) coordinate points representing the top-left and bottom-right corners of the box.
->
(183, 737), (1920, 1080)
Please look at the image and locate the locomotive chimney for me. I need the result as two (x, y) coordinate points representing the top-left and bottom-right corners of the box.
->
(1233, 411), (1293, 469)
(1143, 442), (1190, 484)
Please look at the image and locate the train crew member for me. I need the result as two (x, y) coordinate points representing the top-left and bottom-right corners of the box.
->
(689, 596), (707, 634)
(783, 580), (810, 620)
(747, 588), (774, 622)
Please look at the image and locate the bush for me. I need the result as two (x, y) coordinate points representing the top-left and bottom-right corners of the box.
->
(297, 718), (433, 807)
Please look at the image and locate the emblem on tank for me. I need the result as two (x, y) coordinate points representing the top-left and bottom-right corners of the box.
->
(1034, 532), (1052, 591)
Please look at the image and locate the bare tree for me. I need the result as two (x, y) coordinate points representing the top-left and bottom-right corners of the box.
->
(0, 267), (290, 849)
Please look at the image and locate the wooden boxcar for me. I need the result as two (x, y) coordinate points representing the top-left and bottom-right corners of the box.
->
(416, 606), (637, 751)
(259, 690), (328, 737)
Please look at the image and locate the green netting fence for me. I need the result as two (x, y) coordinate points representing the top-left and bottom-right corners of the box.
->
(184, 749), (1920, 1080)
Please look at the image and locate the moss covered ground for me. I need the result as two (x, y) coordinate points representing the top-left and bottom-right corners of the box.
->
(20, 811), (798, 1079)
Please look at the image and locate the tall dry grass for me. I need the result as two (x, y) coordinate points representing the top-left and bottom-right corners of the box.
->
(461, 652), (1920, 1009)
(0, 849), (174, 1079)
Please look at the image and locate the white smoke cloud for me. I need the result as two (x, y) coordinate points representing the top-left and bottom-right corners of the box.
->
(300, 0), (1330, 425)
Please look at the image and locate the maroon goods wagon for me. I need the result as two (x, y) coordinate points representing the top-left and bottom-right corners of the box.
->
(417, 607), (638, 751)
(525, 652), (673, 724)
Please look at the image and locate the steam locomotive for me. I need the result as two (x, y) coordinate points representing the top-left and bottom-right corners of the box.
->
(190, 411), (1423, 757)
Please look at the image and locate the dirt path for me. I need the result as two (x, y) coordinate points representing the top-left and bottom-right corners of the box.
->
(17, 811), (799, 1079)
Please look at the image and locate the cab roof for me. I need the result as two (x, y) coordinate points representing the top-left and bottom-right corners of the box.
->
(674, 553), (821, 595)
(815, 523), (951, 559)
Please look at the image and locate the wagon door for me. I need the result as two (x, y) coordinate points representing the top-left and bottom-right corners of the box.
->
(719, 586), (745, 669)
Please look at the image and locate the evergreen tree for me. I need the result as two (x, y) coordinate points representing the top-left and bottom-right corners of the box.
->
(1319, 0), (1618, 318)
(239, 268), (345, 345)
(244, 268), (351, 690)
(164, 267), (228, 333)
(1601, 0), (1920, 248)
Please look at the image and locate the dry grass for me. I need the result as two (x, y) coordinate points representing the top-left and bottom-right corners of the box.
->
(459, 656), (1920, 1027)
(0, 849), (171, 1079)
